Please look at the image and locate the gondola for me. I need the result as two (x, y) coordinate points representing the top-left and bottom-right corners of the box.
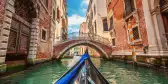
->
(55, 49), (109, 84)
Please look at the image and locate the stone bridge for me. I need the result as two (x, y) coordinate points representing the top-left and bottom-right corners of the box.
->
(53, 32), (112, 59)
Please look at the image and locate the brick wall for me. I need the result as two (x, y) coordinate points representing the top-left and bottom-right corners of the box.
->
(136, 0), (148, 46)
(37, 0), (53, 59)
(107, 0), (148, 52)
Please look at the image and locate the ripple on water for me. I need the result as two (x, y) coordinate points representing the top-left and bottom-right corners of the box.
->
(1, 58), (168, 84)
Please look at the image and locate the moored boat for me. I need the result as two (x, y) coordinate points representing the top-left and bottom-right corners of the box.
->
(55, 49), (109, 84)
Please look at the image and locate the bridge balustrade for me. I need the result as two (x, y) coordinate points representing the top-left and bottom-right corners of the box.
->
(54, 32), (111, 46)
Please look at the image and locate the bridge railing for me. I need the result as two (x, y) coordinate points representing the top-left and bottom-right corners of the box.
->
(54, 32), (111, 46)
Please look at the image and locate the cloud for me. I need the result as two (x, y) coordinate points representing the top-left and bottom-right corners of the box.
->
(67, 0), (89, 34)
(68, 8), (78, 14)
(80, 0), (89, 14)
(82, 8), (87, 13)
(81, 0), (89, 8)
(68, 14), (86, 26)
(81, 0), (89, 5)
(68, 26), (80, 34)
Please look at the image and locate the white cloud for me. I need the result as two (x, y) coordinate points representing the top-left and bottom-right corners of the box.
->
(81, 0), (89, 5)
(68, 26), (80, 33)
(68, 14), (86, 26)
(81, 0), (89, 8)
(82, 8), (87, 13)
(80, 0), (89, 14)
(67, 0), (89, 34)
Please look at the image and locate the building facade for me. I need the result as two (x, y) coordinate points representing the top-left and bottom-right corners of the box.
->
(144, 0), (168, 53)
(79, 22), (100, 57)
(79, 22), (87, 55)
(88, 47), (100, 57)
(54, 0), (68, 44)
(79, 22), (88, 34)
(86, 0), (110, 39)
(69, 46), (81, 56)
(0, 0), (67, 73)
(106, 0), (168, 56)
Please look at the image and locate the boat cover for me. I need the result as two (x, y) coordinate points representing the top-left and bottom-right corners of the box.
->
(55, 52), (109, 84)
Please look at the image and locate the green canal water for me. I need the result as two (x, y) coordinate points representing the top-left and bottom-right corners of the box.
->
(1, 58), (168, 84)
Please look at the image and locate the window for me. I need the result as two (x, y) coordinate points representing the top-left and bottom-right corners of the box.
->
(57, 8), (60, 21)
(132, 27), (140, 40)
(160, 0), (168, 8)
(43, 0), (48, 8)
(94, 21), (97, 33)
(128, 26), (140, 42)
(124, 0), (135, 16)
(53, 9), (56, 20)
(94, 5), (96, 15)
(112, 38), (116, 46)
(41, 29), (47, 41)
(109, 16), (113, 30)
(103, 18), (108, 31)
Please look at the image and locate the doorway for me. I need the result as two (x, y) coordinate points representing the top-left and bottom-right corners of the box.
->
(6, 18), (30, 61)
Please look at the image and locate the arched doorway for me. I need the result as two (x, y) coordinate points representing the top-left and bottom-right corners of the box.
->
(6, 0), (37, 61)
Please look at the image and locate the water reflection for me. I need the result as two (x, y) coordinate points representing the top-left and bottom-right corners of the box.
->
(1, 58), (168, 84)
(91, 58), (101, 68)
(99, 60), (168, 84)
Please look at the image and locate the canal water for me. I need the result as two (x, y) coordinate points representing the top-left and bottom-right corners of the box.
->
(1, 58), (168, 84)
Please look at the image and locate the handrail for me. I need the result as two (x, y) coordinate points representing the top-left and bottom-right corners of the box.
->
(54, 32), (111, 46)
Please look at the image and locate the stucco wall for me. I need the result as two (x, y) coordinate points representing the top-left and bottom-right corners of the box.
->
(54, 0), (68, 44)
(88, 0), (110, 39)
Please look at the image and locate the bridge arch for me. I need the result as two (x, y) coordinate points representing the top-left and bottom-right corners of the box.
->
(53, 32), (112, 60)
(53, 40), (111, 59)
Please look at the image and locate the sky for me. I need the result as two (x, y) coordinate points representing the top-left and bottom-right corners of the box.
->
(67, 0), (89, 34)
